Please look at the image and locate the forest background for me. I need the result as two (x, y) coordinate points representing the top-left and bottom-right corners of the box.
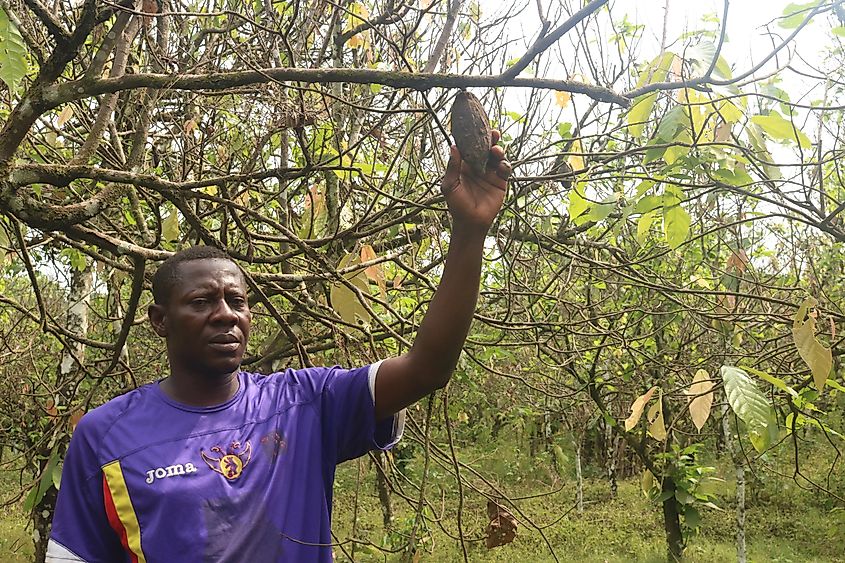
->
(0, 0), (844, 561)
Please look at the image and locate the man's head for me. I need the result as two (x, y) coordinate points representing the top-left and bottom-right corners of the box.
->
(152, 245), (234, 305)
(149, 246), (252, 380)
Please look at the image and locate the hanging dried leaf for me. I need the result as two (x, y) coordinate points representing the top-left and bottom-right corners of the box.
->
(687, 369), (714, 432)
(162, 210), (179, 243)
(624, 386), (656, 431)
(792, 298), (832, 391)
(360, 244), (386, 298)
(554, 90), (571, 108)
(69, 409), (85, 432)
(57, 106), (73, 129)
(330, 252), (371, 327)
(568, 139), (585, 171)
(647, 392), (667, 441)
(485, 500), (517, 549)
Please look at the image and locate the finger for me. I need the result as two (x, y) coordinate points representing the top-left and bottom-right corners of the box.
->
(441, 145), (462, 195)
(491, 129), (501, 146)
(495, 159), (512, 182)
(489, 144), (506, 160)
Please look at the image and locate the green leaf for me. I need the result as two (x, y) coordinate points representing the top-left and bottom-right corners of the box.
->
(751, 112), (812, 148)
(716, 100), (743, 123)
(663, 199), (690, 249)
(792, 297), (832, 391)
(684, 506), (701, 529)
(568, 182), (589, 224)
(675, 488), (695, 504)
(23, 449), (59, 512)
(557, 122), (572, 138)
(637, 211), (656, 244)
(833, 26), (845, 37)
(628, 92), (658, 137)
(712, 167), (753, 186)
(52, 461), (63, 490)
(635, 51), (675, 89)
(663, 144), (688, 166)
(721, 366), (779, 453)
(634, 195), (663, 215)
(779, 2), (818, 29)
(0, 8), (28, 95)
(655, 106), (688, 141)
(713, 56), (733, 80)
(744, 366), (799, 398)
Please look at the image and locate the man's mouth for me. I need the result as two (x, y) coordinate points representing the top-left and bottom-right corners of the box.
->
(208, 334), (240, 353)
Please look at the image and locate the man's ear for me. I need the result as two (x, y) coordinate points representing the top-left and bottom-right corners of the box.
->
(148, 303), (168, 337)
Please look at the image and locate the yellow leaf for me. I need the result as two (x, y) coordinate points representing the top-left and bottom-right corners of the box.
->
(641, 469), (656, 497)
(162, 210), (179, 243)
(347, 33), (365, 49)
(624, 386), (657, 431)
(360, 244), (386, 298)
(792, 298), (832, 391)
(234, 189), (251, 207)
(647, 391), (667, 441)
(568, 139), (584, 171)
(554, 91), (571, 108)
(57, 106), (73, 129)
(687, 369), (714, 432)
(330, 252), (371, 327)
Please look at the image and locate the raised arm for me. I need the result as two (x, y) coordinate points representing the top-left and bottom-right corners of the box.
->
(374, 131), (511, 420)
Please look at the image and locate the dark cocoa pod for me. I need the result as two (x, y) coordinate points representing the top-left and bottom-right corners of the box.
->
(450, 91), (492, 176)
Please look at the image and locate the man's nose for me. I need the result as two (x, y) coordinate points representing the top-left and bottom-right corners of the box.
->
(211, 299), (238, 323)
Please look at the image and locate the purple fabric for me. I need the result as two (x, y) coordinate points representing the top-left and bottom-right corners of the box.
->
(49, 365), (397, 562)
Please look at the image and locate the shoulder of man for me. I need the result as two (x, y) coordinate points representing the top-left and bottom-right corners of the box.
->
(246, 364), (371, 402)
(73, 384), (156, 445)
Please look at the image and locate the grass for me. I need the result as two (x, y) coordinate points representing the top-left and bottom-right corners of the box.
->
(1, 439), (842, 562)
(329, 474), (844, 562)
(329, 438), (845, 563)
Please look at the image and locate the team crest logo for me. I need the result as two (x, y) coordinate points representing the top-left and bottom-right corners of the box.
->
(201, 440), (252, 480)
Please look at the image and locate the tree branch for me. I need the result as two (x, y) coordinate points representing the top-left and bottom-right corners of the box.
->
(423, 0), (463, 74)
(500, 0), (609, 81)
(20, 0), (71, 43)
(47, 68), (630, 107)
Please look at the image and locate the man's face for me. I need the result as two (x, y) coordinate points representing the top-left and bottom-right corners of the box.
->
(150, 258), (252, 378)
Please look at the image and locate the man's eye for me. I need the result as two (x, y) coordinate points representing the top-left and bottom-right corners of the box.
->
(191, 298), (209, 306)
(230, 298), (247, 309)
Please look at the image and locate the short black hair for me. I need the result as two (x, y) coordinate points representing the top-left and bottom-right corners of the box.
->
(152, 246), (236, 304)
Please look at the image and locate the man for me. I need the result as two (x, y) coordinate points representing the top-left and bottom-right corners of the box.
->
(46, 131), (511, 562)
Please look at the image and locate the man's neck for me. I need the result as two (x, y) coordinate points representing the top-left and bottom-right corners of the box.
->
(159, 369), (240, 407)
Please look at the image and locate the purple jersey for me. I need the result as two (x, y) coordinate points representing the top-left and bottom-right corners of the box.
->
(47, 364), (402, 562)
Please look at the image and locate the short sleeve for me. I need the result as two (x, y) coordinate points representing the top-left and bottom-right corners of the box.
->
(48, 416), (124, 562)
(318, 364), (403, 463)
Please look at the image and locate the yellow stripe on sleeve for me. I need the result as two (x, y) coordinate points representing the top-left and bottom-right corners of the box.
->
(103, 460), (147, 563)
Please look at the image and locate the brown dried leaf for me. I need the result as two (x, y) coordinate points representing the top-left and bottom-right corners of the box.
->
(485, 500), (517, 549)
(687, 369), (715, 432)
(624, 386), (657, 431)
(647, 392), (667, 441)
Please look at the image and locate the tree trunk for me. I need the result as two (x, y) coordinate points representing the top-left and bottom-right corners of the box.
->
(33, 261), (93, 563)
(374, 452), (394, 529)
(721, 404), (747, 563)
(575, 440), (583, 514)
(605, 423), (619, 499)
(660, 477), (685, 562)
